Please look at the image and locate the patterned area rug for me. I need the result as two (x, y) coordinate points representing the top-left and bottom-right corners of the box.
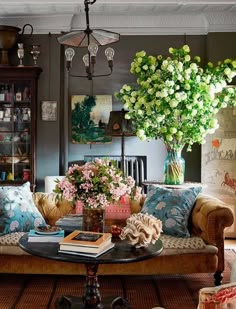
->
(0, 249), (235, 309)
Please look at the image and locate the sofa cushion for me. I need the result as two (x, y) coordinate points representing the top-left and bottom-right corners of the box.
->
(0, 182), (47, 236)
(141, 185), (202, 237)
(0, 231), (28, 255)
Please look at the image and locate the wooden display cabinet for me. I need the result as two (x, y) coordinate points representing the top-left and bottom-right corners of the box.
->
(0, 67), (42, 189)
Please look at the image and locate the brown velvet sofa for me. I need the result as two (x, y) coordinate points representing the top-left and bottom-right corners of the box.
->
(0, 192), (233, 286)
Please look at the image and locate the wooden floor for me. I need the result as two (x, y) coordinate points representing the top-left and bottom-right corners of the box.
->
(1, 251), (234, 309)
(225, 239), (236, 250)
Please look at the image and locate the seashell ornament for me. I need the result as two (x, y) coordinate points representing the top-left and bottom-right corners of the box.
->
(119, 213), (162, 248)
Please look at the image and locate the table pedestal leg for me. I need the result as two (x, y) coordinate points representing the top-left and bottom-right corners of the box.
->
(82, 263), (102, 308)
(55, 262), (130, 308)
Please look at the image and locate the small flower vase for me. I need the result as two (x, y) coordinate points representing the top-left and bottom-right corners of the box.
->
(164, 148), (185, 185)
(83, 207), (105, 233)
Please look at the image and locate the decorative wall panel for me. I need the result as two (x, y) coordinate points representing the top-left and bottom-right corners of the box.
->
(201, 106), (236, 237)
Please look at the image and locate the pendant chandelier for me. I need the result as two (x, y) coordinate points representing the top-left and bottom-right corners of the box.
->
(57, 0), (120, 80)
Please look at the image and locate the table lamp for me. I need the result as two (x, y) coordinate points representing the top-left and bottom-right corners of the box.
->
(105, 109), (135, 175)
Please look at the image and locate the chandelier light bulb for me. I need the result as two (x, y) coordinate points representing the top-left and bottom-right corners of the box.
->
(88, 42), (98, 57)
(83, 54), (90, 67)
(57, 0), (120, 79)
(105, 47), (115, 61)
(65, 48), (75, 62)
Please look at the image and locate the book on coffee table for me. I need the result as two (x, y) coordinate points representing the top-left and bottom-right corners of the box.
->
(59, 230), (112, 253)
(58, 242), (115, 258)
(28, 229), (65, 242)
(55, 214), (83, 232)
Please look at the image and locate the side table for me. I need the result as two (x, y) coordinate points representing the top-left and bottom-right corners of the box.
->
(142, 180), (205, 193)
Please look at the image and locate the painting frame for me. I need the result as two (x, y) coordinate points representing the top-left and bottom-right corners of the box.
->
(41, 100), (57, 121)
(71, 95), (112, 144)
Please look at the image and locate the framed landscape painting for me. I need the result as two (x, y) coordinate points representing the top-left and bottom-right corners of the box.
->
(71, 95), (112, 144)
(201, 106), (236, 237)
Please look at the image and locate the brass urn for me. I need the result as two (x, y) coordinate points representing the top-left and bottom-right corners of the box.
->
(0, 25), (21, 66)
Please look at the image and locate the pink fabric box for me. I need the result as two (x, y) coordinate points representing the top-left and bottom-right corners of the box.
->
(75, 200), (83, 215)
(75, 197), (131, 220)
(105, 202), (131, 220)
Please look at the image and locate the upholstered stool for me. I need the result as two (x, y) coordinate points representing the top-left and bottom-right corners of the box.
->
(198, 282), (236, 308)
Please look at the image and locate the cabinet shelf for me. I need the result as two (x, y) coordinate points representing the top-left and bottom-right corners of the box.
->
(0, 122), (30, 126)
(0, 180), (27, 185)
(0, 142), (30, 145)
(0, 101), (11, 104)
(0, 100), (31, 105)
(0, 67), (42, 188)
(0, 163), (30, 166)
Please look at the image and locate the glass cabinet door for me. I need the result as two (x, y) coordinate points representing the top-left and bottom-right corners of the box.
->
(0, 67), (42, 188)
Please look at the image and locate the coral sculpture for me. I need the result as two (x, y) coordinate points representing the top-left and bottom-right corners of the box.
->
(119, 213), (162, 248)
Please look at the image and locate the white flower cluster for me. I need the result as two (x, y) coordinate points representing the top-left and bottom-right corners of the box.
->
(116, 45), (236, 151)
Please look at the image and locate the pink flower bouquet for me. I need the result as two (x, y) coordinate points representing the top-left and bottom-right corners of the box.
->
(54, 158), (138, 209)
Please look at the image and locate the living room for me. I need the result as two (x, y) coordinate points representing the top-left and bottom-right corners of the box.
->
(0, 1), (235, 193)
(0, 1), (236, 308)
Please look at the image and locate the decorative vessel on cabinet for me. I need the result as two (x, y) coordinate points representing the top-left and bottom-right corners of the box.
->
(0, 67), (42, 189)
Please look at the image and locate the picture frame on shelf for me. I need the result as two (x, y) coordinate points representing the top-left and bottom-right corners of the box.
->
(41, 101), (57, 121)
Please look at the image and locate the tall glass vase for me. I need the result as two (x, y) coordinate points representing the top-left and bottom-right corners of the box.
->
(164, 147), (185, 185)
(83, 207), (105, 233)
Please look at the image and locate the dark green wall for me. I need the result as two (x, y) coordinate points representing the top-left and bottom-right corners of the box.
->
(11, 32), (236, 191)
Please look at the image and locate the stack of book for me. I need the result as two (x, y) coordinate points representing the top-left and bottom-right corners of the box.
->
(55, 214), (83, 232)
(58, 230), (114, 258)
(28, 229), (65, 242)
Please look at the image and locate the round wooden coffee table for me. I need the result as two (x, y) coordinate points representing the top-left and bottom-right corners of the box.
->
(19, 234), (163, 309)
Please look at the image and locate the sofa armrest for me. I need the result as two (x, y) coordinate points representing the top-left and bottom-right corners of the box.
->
(190, 194), (234, 244)
(190, 193), (234, 280)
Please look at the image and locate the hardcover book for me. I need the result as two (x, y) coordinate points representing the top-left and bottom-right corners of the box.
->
(55, 214), (83, 231)
(59, 230), (112, 248)
(59, 242), (115, 257)
(56, 214), (83, 226)
(28, 229), (65, 243)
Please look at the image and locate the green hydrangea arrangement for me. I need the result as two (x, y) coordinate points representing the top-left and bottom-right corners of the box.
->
(116, 45), (236, 152)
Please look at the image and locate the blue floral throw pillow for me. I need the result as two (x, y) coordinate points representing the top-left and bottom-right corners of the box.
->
(141, 185), (202, 237)
(0, 182), (47, 235)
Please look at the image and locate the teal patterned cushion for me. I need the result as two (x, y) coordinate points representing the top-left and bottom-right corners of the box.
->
(141, 186), (202, 237)
(0, 182), (46, 235)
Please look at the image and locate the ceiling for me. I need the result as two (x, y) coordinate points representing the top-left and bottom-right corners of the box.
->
(0, 0), (236, 35)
